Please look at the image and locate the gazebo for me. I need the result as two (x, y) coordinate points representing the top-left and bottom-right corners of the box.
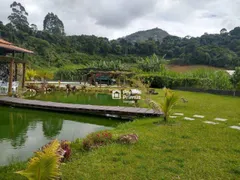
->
(0, 38), (33, 95)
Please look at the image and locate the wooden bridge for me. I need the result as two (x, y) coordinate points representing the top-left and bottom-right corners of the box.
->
(0, 97), (162, 119)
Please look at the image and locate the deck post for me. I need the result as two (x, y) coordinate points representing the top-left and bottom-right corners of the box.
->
(14, 63), (18, 81)
(22, 63), (26, 89)
(8, 59), (14, 96)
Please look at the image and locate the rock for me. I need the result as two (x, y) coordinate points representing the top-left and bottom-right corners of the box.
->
(118, 134), (138, 144)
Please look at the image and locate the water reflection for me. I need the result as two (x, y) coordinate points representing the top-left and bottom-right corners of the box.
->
(0, 106), (118, 166)
(42, 119), (63, 139)
(0, 111), (29, 148)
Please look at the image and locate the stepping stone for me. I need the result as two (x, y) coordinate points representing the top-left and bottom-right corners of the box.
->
(230, 126), (240, 130)
(204, 121), (219, 125)
(193, 115), (205, 118)
(173, 113), (184, 116)
(169, 116), (177, 119)
(214, 118), (228, 122)
(184, 117), (195, 121)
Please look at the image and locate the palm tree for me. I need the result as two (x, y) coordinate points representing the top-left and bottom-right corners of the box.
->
(129, 78), (178, 122)
(159, 88), (179, 122)
(16, 140), (62, 180)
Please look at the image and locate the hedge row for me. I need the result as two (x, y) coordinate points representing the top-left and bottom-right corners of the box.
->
(139, 74), (232, 90)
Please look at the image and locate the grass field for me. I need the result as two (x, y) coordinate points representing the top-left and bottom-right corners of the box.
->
(0, 90), (240, 180)
(167, 65), (224, 73)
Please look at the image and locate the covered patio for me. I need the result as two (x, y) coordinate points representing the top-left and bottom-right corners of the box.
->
(0, 38), (33, 95)
(77, 68), (135, 86)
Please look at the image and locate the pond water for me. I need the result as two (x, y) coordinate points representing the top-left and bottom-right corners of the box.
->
(26, 91), (137, 106)
(0, 106), (119, 166)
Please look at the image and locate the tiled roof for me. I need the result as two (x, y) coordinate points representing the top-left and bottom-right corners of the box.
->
(0, 39), (34, 54)
(0, 39), (12, 45)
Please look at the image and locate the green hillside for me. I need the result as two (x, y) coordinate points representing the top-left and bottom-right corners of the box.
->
(0, 2), (240, 70)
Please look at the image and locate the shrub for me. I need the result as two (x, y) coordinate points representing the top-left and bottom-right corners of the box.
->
(231, 67), (240, 90)
(82, 131), (113, 150)
(139, 72), (232, 90)
(39, 140), (71, 162)
(137, 54), (164, 72)
(25, 83), (39, 91)
(46, 84), (56, 91)
(71, 86), (77, 92)
(36, 70), (54, 81)
(25, 69), (37, 81)
(80, 85), (87, 91)
(66, 84), (71, 91)
(60, 140), (71, 162)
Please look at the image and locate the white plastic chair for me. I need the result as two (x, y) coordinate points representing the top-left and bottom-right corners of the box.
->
(12, 81), (19, 92)
(0, 81), (8, 94)
(0, 81), (19, 94)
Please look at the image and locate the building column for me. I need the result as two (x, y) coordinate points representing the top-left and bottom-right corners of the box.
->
(14, 63), (18, 81)
(8, 59), (14, 96)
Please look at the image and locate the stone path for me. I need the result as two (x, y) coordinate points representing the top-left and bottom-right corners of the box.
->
(229, 126), (240, 130)
(193, 115), (204, 118)
(173, 113), (184, 116)
(214, 118), (228, 122)
(172, 113), (240, 132)
(184, 117), (195, 121)
(204, 121), (219, 125)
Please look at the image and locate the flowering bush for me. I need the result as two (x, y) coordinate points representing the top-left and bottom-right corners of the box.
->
(39, 140), (71, 162)
(82, 131), (113, 150)
(25, 83), (39, 91)
(60, 140), (71, 162)
(117, 134), (139, 144)
(46, 84), (57, 91)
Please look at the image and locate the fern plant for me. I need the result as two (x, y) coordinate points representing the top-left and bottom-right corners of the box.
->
(16, 140), (62, 180)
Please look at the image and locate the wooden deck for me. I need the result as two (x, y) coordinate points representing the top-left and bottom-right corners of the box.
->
(0, 97), (162, 118)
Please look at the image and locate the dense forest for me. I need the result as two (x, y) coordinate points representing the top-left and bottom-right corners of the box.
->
(1, 1), (240, 69)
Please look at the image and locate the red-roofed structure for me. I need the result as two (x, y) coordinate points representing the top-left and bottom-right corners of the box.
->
(0, 38), (34, 95)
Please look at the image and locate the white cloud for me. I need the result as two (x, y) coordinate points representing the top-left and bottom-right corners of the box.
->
(0, 0), (240, 39)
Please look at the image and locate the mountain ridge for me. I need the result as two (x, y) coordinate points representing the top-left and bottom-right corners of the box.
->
(119, 27), (170, 42)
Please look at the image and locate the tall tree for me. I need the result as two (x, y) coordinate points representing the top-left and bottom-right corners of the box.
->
(220, 28), (228, 34)
(43, 13), (65, 35)
(30, 24), (38, 33)
(8, 1), (29, 32)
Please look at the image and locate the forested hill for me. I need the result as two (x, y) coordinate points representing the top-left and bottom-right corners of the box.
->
(0, 1), (240, 69)
(119, 28), (169, 42)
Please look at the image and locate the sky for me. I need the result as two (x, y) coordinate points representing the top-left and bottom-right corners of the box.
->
(0, 0), (240, 39)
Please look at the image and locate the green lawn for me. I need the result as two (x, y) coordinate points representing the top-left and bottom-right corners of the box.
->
(1, 90), (240, 180)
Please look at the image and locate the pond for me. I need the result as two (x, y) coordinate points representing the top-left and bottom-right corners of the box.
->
(0, 106), (119, 166)
(26, 91), (130, 106)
